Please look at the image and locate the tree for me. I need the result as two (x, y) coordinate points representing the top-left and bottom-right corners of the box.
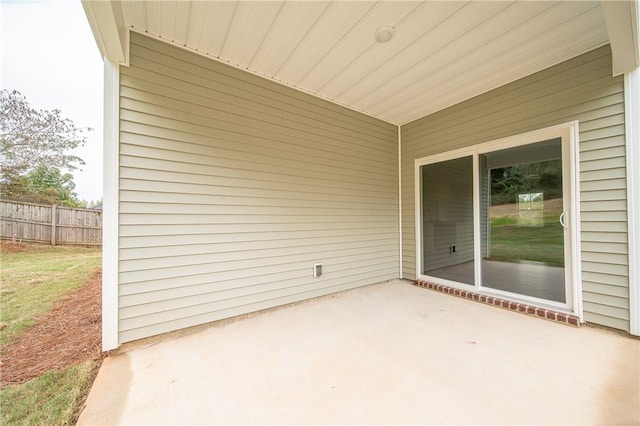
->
(87, 197), (103, 209)
(490, 160), (563, 205)
(1, 164), (83, 207)
(1, 89), (90, 206)
(27, 165), (80, 206)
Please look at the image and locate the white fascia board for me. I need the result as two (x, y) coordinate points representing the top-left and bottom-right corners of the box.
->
(602, 0), (639, 76)
(625, 66), (640, 336)
(102, 59), (120, 351)
(82, 0), (128, 65)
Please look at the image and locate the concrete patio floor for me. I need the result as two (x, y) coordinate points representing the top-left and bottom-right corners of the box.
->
(78, 280), (639, 425)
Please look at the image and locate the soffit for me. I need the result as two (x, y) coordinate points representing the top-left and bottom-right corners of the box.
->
(118, 1), (609, 125)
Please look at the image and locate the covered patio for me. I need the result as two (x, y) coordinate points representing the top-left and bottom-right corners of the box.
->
(78, 280), (639, 425)
(81, 0), (640, 352)
(76, 1), (640, 421)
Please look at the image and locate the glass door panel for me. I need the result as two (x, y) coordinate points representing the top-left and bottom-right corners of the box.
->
(421, 156), (475, 285)
(480, 139), (566, 303)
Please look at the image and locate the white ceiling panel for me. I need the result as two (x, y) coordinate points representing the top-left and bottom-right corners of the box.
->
(207, 1), (238, 57)
(338, 1), (513, 108)
(116, 0), (610, 125)
(173, 1), (192, 45)
(318, 1), (462, 100)
(144, 0), (160, 35)
(122, 1), (147, 29)
(221, 1), (283, 66)
(360, 1), (601, 119)
(185, 1), (207, 47)
(380, 2), (607, 122)
(192, 2), (223, 53)
(296, 2), (421, 92)
(158, 1), (176, 40)
(249, 2), (330, 77)
(272, 2), (375, 85)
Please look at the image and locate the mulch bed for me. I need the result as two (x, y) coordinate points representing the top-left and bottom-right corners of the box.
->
(1, 270), (105, 387)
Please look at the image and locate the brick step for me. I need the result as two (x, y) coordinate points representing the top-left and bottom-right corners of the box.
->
(414, 280), (580, 327)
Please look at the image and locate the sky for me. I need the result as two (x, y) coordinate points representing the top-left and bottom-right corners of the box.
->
(1, 0), (104, 203)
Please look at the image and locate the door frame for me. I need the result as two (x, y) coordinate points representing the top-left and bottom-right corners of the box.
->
(414, 121), (583, 319)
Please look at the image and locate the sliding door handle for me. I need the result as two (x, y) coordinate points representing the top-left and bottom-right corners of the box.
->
(559, 211), (568, 229)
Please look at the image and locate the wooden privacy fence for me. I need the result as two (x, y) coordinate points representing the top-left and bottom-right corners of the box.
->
(0, 200), (102, 246)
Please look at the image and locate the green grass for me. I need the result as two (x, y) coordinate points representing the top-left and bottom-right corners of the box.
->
(0, 243), (103, 426)
(490, 216), (517, 227)
(0, 360), (100, 426)
(488, 212), (565, 267)
(0, 244), (101, 347)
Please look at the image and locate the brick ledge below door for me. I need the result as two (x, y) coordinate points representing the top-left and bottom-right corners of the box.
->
(414, 280), (581, 327)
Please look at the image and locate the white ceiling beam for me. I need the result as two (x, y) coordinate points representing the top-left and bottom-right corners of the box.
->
(82, 0), (128, 65)
(601, 0), (639, 76)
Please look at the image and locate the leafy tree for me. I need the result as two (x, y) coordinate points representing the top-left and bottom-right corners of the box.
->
(490, 160), (563, 205)
(28, 165), (79, 206)
(0, 165), (81, 207)
(0, 89), (90, 206)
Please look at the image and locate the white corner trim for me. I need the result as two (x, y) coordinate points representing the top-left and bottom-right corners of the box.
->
(102, 59), (120, 351)
(625, 67), (640, 336)
(398, 125), (403, 279)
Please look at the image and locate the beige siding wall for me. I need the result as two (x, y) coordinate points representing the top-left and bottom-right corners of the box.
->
(401, 46), (629, 331)
(118, 33), (399, 343)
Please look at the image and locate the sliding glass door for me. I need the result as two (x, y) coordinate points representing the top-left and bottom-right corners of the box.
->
(420, 156), (475, 285)
(480, 139), (567, 303)
(416, 125), (577, 311)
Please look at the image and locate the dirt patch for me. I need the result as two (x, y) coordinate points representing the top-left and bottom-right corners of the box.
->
(0, 270), (105, 386)
(0, 241), (29, 254)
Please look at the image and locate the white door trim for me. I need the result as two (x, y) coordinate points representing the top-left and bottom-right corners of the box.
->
(414, 122), (582, 316)
(568, 121), (584, 321)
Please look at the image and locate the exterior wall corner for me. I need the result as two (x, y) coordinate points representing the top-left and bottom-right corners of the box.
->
(102, 58), (120, 351)
(625, 66), (640, 336)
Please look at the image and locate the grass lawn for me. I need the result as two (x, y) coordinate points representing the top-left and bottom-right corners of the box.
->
(488, 209), (565, 267)
(0, 360), (100, 425)
(0, 244), (101, 347)
(0, 243), (102, 425)
(489, 223), (565, 267)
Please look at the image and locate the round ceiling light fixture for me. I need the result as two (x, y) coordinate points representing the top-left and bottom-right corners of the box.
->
(375, 25), (395, 43)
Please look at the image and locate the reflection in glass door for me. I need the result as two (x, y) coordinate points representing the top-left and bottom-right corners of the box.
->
(480, 139), (567, 303)
(421, 156), (475, 285)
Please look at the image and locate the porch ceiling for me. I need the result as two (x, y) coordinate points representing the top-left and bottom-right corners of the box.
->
(84, 1), (638, 125)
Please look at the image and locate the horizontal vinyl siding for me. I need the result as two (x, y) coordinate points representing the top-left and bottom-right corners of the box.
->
(401, 46), (630, 331)
(118, 33), (398, 343)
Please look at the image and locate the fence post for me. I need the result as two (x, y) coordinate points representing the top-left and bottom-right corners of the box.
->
(51, 205), (57, 246)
